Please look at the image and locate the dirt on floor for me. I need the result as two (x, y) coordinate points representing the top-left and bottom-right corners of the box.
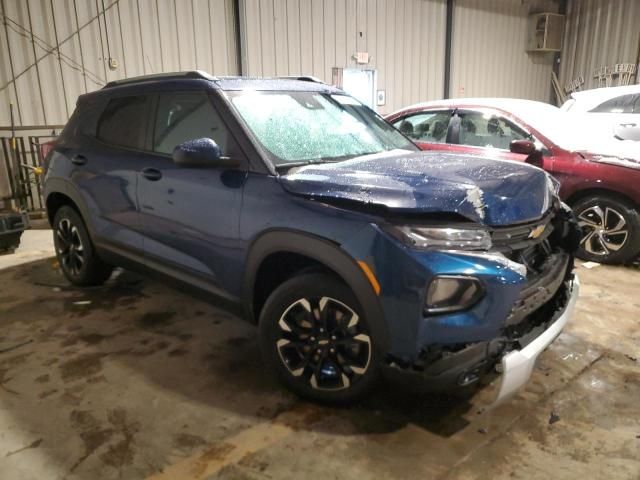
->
(0, 256), (638, 480)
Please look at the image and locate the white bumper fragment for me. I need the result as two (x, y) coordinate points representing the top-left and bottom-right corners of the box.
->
(494, 276), (580, 404)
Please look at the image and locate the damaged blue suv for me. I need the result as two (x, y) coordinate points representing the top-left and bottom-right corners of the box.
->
(44, 72), (581, 404)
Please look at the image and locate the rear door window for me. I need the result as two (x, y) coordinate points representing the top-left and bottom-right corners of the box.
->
(152, 91), (240, 156)
(97, 95), (149, 149)
(392, 111), (452, 143)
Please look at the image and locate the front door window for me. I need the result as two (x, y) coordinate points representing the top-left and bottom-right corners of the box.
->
(457, 111), (529, 150)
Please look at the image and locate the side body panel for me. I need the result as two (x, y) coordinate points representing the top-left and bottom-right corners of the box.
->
(136, 157), (247, 296)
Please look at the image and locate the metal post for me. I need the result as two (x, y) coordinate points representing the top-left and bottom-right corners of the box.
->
(235, 0), (247, 76)
(552, 0), (568, 104)
(9, 103), (25, 210)
(443, 0), (454, 99)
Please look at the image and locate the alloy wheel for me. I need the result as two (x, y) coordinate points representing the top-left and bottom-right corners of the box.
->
(577, 205), (629, 256)
(275, 296), (371, 391)
(56, 218), (85, 276)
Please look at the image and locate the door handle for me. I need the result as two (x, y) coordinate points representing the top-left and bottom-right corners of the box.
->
(620, 123), (637, 128)
(71, 154), (87, 166)
(141, 167), (162, 181)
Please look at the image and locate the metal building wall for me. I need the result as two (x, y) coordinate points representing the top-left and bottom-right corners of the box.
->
(0, 0), (239, 127)
(559, 0), (640, 91)
(239, 0), (447, 114)
(450, 0), (556, 102)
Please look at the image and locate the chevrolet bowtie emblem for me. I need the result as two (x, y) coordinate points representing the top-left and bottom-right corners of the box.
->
(528, 224), (546, 239)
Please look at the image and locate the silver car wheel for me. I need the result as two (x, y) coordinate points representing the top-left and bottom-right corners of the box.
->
(578, 205), (629, 256)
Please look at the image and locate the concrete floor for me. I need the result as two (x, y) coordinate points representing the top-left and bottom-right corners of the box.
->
(0, 231), (639, 479)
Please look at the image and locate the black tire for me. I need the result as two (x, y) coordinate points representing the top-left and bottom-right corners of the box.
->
(572, 194), (640, 264)
(53, 206), (113, 286)
(259, 272), (381, 404)
(0, 232), (21, 254)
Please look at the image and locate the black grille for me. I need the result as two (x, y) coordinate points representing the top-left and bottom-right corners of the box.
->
(490, 209), (555, 253)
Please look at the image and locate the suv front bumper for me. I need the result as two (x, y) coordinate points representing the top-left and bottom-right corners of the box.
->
(494, 275), (579, 402)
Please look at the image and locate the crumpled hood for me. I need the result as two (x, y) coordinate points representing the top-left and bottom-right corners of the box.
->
(279, 151), (554, 226)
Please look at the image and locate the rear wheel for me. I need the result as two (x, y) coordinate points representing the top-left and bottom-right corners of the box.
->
(53, 206), (113, 286)
(573, 195), (640, 264)
(259, 273), (380, 404)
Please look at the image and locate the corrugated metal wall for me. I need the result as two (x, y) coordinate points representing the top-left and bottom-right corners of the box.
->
(239, 0), (447, 114)
(450, 0), (556, 102)
(4, 0), (636, 128)
(0, 0), (239, 127)
(559, 0), (640, 91)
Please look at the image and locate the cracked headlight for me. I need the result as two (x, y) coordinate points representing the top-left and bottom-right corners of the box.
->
(383, 226), (492, 251)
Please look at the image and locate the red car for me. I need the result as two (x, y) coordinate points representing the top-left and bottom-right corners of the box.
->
(386, 98), (640, 264)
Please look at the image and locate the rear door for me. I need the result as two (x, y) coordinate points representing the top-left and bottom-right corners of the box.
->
(73, 94), (152, 257)
(135, 90), (247, 296)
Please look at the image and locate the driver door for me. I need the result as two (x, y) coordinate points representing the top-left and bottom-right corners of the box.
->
(447, 109), (553, 169)
(136, 90), (247, 295)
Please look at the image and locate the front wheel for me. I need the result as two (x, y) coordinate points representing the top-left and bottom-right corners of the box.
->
(573, 195), (640, 264)
(259, 273), (380, 404)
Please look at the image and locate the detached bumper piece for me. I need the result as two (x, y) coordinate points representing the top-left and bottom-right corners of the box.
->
(0, 211), (29, 235)
(495, 275), (579, 403)
(0, 211), (29, 253)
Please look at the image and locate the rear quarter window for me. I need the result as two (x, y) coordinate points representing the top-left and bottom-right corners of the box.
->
(97, 95), (149, 149)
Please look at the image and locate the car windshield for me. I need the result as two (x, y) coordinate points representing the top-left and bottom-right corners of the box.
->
(227, 90), (417, 166)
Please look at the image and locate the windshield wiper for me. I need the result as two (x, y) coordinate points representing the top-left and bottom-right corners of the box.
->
(275, 152), (380, 171)
(274, 160), (318, 171)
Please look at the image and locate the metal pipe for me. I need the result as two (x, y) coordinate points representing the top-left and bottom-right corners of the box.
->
(443, 0), (454, 99)
(234, 0), (246, 75)
(9, 103), (25, 209)
(552, 0), (568, 104)
(0, 125), (65, 131)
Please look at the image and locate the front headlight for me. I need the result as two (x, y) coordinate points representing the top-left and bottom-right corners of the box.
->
(383, 225), (492, 251)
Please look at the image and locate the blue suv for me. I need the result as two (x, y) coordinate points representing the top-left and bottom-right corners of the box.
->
(44, 72), (581, 404)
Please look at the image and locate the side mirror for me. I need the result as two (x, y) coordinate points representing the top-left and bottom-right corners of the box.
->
(509, 139), (536, 155)
(510, 139), (544, 168)
(172, 138), (240, 168)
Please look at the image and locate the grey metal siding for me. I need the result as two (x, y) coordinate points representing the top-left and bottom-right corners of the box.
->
(239, 0), (447, 114)
(450, 0), (556, 102)
(560, 0), (640, 91)
(2, 0), (635, 129)
(0, 0), (239, 127)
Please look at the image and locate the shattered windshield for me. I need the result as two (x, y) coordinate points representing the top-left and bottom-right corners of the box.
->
(227, 91), (417, 166)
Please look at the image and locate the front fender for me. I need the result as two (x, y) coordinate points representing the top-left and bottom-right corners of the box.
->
(242, 229), (390, 353)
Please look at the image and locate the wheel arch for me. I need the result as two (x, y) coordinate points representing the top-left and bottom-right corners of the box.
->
(46, 192), (79, 225)
(243, 229), (389, 352)
(565, 187), (639, 210)
(44, 179), (92, 229)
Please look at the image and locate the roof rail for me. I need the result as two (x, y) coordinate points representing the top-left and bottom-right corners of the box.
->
(103, 70), (217, 88)
(276, 75), (326, 84)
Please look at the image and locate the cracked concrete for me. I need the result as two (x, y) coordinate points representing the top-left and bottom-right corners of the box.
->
(0, 232), (638, 479)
